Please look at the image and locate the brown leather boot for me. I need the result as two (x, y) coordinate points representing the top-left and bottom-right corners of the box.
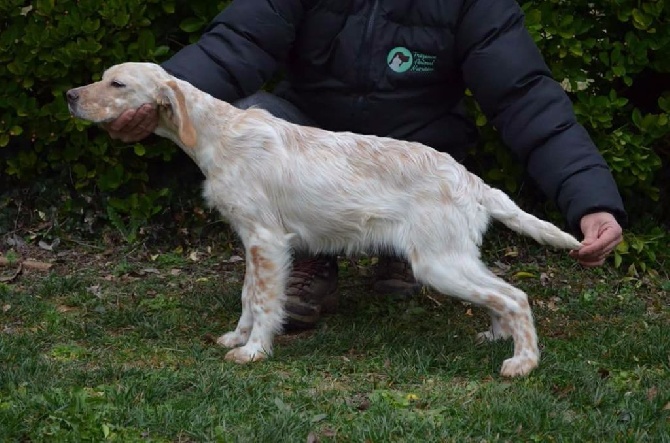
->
(373, 255), (422, 298)
(283, 255), (339, 331)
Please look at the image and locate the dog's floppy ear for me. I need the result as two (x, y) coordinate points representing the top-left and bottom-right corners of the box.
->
(157, 80), (197, 149)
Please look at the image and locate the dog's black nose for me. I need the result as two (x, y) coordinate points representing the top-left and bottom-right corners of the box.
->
(66, 89), (79, 103)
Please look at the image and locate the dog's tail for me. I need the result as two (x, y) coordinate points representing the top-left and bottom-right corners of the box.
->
(481, 186), (582, 250)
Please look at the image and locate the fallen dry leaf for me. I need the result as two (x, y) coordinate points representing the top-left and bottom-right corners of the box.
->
(1, 254), (53, 272)
(544, 297), (560, 312)
(540, 272), (550, 286)
(5, 234), (27, 249)
(23, 260), (53, 271)
(504, 247), (518, 257)
(426, 293), (443, 306)
(346, 393), (370, 411)
(38, 238), (60, 252)
(647, 386), (658, 402)
(490, 266), (507, 276)
(617, 410), (632, 423)
(57, 305), (76, 313)
(140, 268), (160, 275)
(0, 262), (22, 283)
(322, 428), (336, 438)
(224, 255), (244, 264)
(493, 260), (511, 271)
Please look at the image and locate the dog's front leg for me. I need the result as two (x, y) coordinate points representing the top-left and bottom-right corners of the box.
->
(223, 227), (292, 364)
(217, 254), (255, 349)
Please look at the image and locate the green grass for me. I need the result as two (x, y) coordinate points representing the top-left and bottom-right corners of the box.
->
(0, 242), (668, 442)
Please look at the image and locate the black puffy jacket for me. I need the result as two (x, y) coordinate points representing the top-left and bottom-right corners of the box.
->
(162, 0), (627, 231)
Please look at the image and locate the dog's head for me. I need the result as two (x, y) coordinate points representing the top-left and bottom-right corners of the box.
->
(66, 62), (196, 148)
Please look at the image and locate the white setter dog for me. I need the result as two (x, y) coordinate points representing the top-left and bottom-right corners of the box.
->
(67, 62), (582, 377)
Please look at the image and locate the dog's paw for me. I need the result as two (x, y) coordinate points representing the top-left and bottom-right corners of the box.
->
(476, 329), (501, 343)
(216, 330), (249, 348)
(500, 355), (539, 377)
(476, 327), (512, 343)
(224, 346), (268, 364)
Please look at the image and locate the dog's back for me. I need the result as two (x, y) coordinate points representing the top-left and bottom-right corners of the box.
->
(213, 109), (580, 257)
(211, 109), (489, 255)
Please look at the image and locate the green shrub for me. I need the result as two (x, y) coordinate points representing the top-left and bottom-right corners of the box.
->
(0, 0), (230, 232)
(469, 1), (669, 201)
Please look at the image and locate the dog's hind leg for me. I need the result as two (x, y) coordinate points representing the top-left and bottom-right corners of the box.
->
(411, 253), (539, 377)
(476, 312), (513, 343)
(223, 227), (292, 364)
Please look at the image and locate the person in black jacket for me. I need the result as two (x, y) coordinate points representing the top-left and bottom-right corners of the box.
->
(106, 0), (625, 330)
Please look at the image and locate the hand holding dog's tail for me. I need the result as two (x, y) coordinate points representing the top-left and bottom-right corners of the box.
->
(481, 187), (582, 250)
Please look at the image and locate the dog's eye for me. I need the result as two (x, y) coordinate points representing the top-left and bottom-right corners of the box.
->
(110, 80), (126, 88)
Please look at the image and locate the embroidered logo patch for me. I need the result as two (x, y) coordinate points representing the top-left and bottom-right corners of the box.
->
(387, 47), (437, 73)
(387, 47), (413, 73)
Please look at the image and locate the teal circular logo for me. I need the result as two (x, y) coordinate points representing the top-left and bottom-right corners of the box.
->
(387, 47), (413, 73)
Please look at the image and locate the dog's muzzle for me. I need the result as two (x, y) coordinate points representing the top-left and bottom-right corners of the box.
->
(65, 88), (80, 115)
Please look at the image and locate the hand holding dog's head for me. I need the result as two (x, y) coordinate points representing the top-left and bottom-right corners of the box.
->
(66, 62), (197, 148)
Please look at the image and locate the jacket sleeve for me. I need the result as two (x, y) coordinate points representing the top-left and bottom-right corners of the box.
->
(161, 0), (305, 102)
(456, 0), (627, 232)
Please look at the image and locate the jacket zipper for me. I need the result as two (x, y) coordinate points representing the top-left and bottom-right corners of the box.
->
(356, 0), (380, 107)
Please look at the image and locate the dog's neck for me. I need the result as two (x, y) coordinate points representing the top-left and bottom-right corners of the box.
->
(155, 77), (242, 175)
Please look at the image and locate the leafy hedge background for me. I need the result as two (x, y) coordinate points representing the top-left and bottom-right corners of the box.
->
(0, 0), (668, 271)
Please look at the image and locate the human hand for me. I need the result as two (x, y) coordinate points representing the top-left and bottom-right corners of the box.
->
(103, 104), (158, 143)
(569, 212), (623, 267)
